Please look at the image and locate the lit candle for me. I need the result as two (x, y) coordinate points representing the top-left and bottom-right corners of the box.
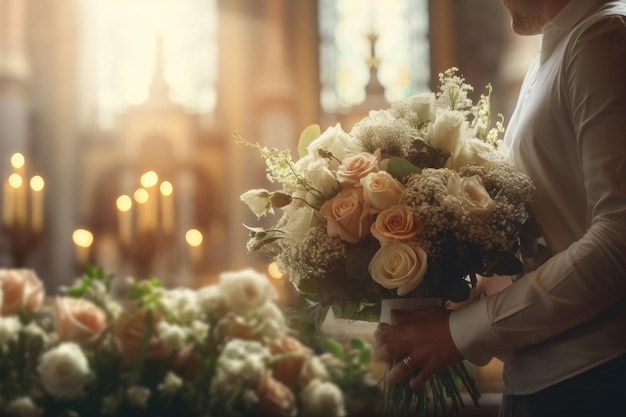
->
(72, 228), (94, 267)
(10, 153), (25, 174)
(159, 181), (174, 234)
(185, 228), (203, 265)
(8, 173), (27, 226)
(116, 194), (133, 245)
(133, 188), (149, 233)
(29, 175), (45, 233)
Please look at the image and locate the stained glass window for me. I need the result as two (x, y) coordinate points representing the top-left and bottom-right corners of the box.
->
(318, 0), (430, 113)
(79, 0), (217, 129)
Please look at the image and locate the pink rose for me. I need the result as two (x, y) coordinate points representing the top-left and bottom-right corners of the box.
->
(371, 204), (422, 245)
(53, 297), (108, 342)
(361, 171), (404, 213)
(321, 188), (372, 243)
(336, 150), (380, 188)
(112, 309), (168, 364)
(0, 269), (44, 315)
(269, 336), (312, 387)
(255, 370), (297, 417)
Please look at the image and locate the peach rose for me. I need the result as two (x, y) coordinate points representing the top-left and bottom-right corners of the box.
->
(370, 204), (421, 245)
(255, 370), (297, 417)
(336, 151), (380, 188)
(321, 188), (372, 244)
(368, 242), (428, 296)
(0, 269), (44, 315)
(53, 297), (107, 343)
(360, 171), (404, 213)
(269, 336), (312, 387)
(112, 308), (167, 364)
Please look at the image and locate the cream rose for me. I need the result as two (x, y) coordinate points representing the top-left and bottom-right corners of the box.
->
(428, 110), (466, 156)
(218, 268), (277, 315)
(307, 123), (361, 166)
(446, 173), (497, 220)
(361, 171), (404, 213)
(406, 92), (436, 123)
(371, 205), (421, 245)
(240, 188), (273, 218)
(279, 200), (323, 246)
(446, 137), (502, 170)
(39, 342), (91, 399)
(300, 380), (346, 417)
(295, 155), (340, 197)
(336, 151), (380, 188)
(0, 269), (44, 315)
(320, 188), (372, 244)
(368, 242), (428, 296)
(53, 297), (107, 343)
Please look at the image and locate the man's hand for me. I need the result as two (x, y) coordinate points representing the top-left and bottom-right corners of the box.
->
(373, 307), (464, 388)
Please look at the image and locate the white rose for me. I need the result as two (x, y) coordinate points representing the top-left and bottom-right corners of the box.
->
(446, 173), (497, 220)
(405, 92), (436, 123)
(307, 123), (361, 164)
(240, 188), (273, 218)
(295, 155), (340, 197)
(428, 110), (466, 155)
(361, 171), (405, 213)
(39, 342), (90, 399)
(300, 380), (346, 417)
(279, 202), (322, 246)
(196, 284), (226, 316)
(368, 242), (428, 296)
(218, 268), (277, 315)
(366, 109), (395, 121)
(127, 385), (150, 408)
(446, 137), (503, 170)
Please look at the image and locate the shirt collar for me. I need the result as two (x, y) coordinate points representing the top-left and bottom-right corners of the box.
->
(540, 0), (609, 63)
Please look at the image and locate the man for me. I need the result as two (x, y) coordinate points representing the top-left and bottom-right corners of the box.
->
(373, 1), (626, 416)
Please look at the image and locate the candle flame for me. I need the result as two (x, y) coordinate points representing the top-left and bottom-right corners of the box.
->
(160, 181), (173, 196)
(116, 195), (132, 212)
(8, 173), (23, 189)
(72, 228), (94, 248)
(133, 188), (149, 204)
(185, 228), (203, 247)
(140, 170), (159, 188)
(10, 153), (25, 169)
(30, 175), (45, 192)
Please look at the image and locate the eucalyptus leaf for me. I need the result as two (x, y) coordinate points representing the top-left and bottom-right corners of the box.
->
(385, 156), (422, 180)
(297, 124), (322, 158)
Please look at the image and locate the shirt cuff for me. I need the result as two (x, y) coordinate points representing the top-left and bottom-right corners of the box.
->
(449, 299), (505, 366)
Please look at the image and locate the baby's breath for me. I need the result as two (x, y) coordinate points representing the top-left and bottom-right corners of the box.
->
(436, 67), (474, 112)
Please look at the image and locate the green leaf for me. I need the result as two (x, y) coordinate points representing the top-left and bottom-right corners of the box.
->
(317, 337), (345, 359)
(384, 156), (421, 180)
(297, 124), (322, 158)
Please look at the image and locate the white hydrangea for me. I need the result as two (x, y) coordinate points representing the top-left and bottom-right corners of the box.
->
(218, 269), (276, 316)
(6, 396), (44, 417)
(158, 288), (199, 324)
(196, 284), (226, 317)
(158, 371), (183, 395)
(300, 380), (347, 417)
(0, 316), (21, 348)
(127, 385), (150, 408)
(157, 322), (187, 352)
(187, 320), (209, 343)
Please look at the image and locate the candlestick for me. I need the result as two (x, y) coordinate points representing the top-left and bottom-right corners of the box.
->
(116, 194), (133, 245)
(8, 173), (27, 226)
(133, 188), (150, 234)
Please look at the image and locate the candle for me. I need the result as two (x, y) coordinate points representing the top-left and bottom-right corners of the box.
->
(133, 188), (149, 233)
(29, 175), (45, 233)
(140, 171), (159, 233)
(159, 181), (174, 234)
(116, 194), (133, 245)
(185, 228), (203, 265)
(72, 228), (94, 267)
(8, 173), (27, 226)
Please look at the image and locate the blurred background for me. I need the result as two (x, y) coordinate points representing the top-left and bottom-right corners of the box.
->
(1, 0), (541, 406)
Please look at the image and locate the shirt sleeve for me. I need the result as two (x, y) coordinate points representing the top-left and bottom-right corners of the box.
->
(450, 14), (626, 366)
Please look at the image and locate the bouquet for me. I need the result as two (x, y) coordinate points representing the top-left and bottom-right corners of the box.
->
(0, 267), (377, 417)
(239, 68), (537, 416)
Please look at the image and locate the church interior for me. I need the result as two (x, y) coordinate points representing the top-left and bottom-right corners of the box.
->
(0, 0), (542, 411)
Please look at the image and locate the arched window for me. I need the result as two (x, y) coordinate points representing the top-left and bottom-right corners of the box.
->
(78, 0), (218, 130)
(318, 0), (430, 113)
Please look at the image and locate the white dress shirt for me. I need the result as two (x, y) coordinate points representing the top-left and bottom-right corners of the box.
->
(449, 0), (626, 394)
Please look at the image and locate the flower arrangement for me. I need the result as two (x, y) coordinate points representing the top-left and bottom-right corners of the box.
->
(0, 267), (377, 417)
(239, 68), (537, 416)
